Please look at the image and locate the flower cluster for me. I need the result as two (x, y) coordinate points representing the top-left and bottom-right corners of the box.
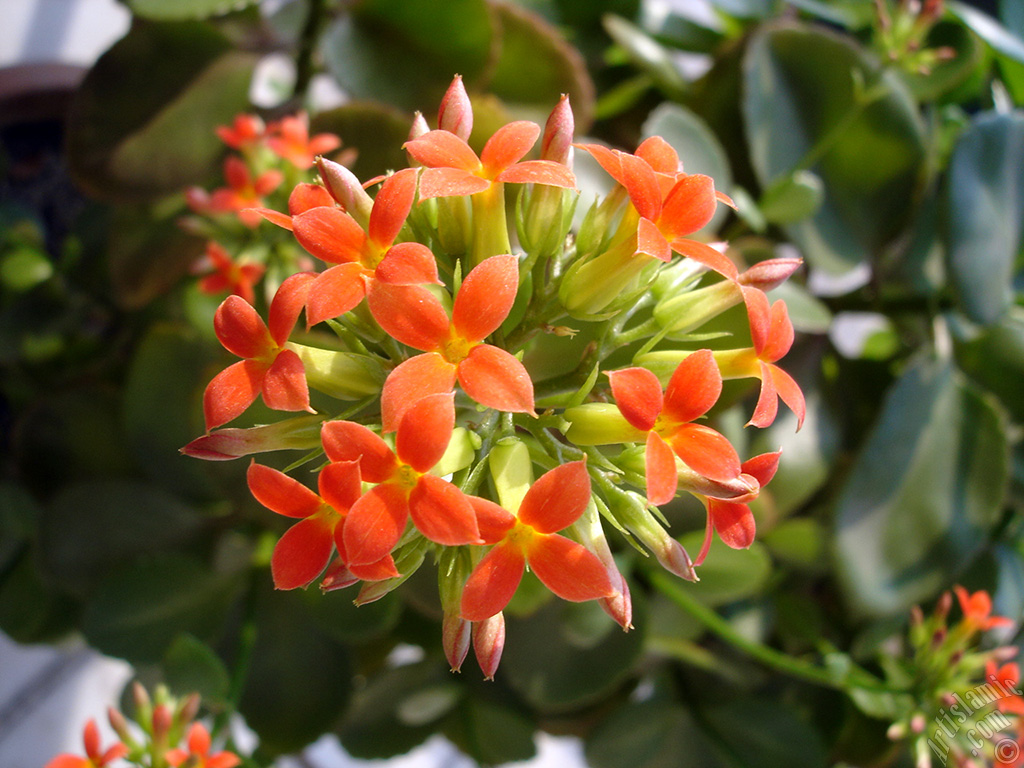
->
(885, 587), (1022, 768)
(184, 76), (805, 677)
(45, 685), (238, 768)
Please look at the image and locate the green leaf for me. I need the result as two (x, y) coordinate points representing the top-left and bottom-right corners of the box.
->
(443, 696), (537, 765)
(954, 307), (1024, 421)
(763, 519), (827, 570)
(0, 247), (53, 292)
(66, 21), (257, 202)
(758, 170), (825, 225)
(949, 1), (1024, 64)
(310, 104), (413, 185)
(0, 550), (79, 643)
(703, 698), (828, 768)
(641, 102), (732, 204)
(944, 111), (1024, 326)
(127, 0), (257, 20)
(239, 586), (353, 755)
(82, 553), (242, 663)
(676, 532), (772, 606)
(742, 23), (926, 275)
(300, 587), (402, 643)
(488, 2), (596, 131)
(834, 357), (1009, 617)
(322, 0), (493, 113)
(38, 480), (207, 596)
(603, 15), (688, 101)
(585, 700), (725, 768)
(0, 484), (37, 573)
(338, 661), (452, 759)
(162, 632), (231, 705)
(501, 595), (645, 712)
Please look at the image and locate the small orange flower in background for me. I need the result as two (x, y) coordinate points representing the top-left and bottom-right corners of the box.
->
(956, 585), (1014, 633)
(165, 723), (240, 768)
(460, 460), (614, 622)
(44, 719), (127, 768)
(266, 111), (342, 169)
(194, 241), (265, 305)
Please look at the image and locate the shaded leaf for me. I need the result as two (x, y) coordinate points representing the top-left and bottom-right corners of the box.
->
(944, 111), (1024, 326)
(162, 632), (231, 706)
(835, 357), (1009, 617)
(950, 1), (1024, 64)
(678, 532), (772, 606)
(585, 700), (725, 768)
(954, 308), (1024, 421)
(66, 21), (257, 201)
(301, 587), (402, 643)
(310, 104), (413, 184)
(0, 549), (79, 643)
(703, 698), (827, 768)
(127, 0), (257, 20)
(603, 15), (688, 102)
(443, 696), (537, 765)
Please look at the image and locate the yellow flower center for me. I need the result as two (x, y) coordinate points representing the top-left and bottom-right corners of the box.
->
(442, 335), (475, 365)
(395, 463), (420, 491)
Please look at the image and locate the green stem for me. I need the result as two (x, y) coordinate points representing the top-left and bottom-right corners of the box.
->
(292, 0), (327, 99)
(648, 570), (894, 693)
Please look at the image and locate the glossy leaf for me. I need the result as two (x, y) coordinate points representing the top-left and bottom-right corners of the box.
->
(743, 24), (926, 275)
(127, 0), (257, 20)
(835, 358), (1009, 616)
(944, 111), (1024, 326)
(66, 21), (257, 201)
(162, 633), (231, 706)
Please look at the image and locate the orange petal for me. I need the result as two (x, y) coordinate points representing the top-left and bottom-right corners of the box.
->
(635, 136), (680, 174)
(214, 295), (272, 359)
(748, 361), (779, 429)
(306, 263), (368, 326)
(645, 431), (678, 506)
(375, 242), (440, 285)
(660, 174), (717, 239)
(321, 420), (397, 482)
(710, 500), (756, 549)
(396, 392), (455, 472)
(468, 495), (516, 544)
(741, 450), (782, 487)
(366, 282), (450, 352)
(247, 462), (323, 518)
(495, 160), (576, 188)
(636, 217), (671, 262)
(405, 130), (481, 171)
(460, 542), (525, 622)
(288, 183), (334, 215)
(348, 554), (400, 582)
(663, 349), (722, 424)
(608, 367), (663, 431)
(457, 344), (535, 415)
(272, 515), (335, 589)
(261, 348), (310, 413)
(670, 238), (739, 280)
(409, 474), (482, 546)
(344, 483), (408, 565)
(417, 167), (490, 199)
(452, 254), (519, 342)
(762, 300), (795, 363)
(669, 423), (741, 482)
(267, 271), (314, 346)
(368, 168), (417, 249)
(380, 353), (458, 434)
(203, 359), (266, 431)
(480, 121), (540, 176)
(744, 287), (772, 356)
(517, 460), (590, 534)
(527, 533), (614, 602)
(292, 206), (366, 264)
(768, 363), (805, 430)
(617, 150), (662, 221)
(577, 143), (623, 182)
(318, 459), (363, 514)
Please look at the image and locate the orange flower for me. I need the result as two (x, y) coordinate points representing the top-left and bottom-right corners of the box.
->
(986, 658), (1024, 715)
(460, 461), (614, 622)
(215, 113), (265, 150)
(202, 272), (314, 430)
(370, 253), (535, 432)
(955, 585), (1014, 632)
(321, 393), (482, 566)
(247, 459), (398, 589)
(45, 719), (127, 768)
(166, 723), (240, 768)
(194, 241), (264, 305)
(608, 349), (742, 506)
(208, 156), (283, 227)
(266, 112), (341, 169)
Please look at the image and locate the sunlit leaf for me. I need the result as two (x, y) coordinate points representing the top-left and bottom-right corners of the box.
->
(127, 0), (258, 20)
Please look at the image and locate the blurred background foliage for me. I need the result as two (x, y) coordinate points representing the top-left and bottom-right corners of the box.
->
(2, 0), (1024, 765)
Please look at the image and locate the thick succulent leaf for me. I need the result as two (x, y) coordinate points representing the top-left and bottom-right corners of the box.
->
(66, 21), (257, 201)
(127, 0), (257, 20)
(834, 357), (1009, 617)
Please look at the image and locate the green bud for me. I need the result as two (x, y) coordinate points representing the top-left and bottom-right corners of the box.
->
(489, 437), (534, 512)
(433, 427), (477, 477)
(653, 278), (742, 338)
(287, 343), (385, 400)
(564, 403), (645, 446)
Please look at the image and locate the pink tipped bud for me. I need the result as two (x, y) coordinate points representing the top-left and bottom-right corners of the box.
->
(910, 713), (926, 734)
(473, 613), (506, 680)
(408, 111), (430, 141)
(678, 465), (759, 502)
(181, 415), (324, 461)
(910, 605), (924, 626)
(178, 693), (201, 726)
(542, 94), (574, 167)
(316, 156), (373, 224)
(443, 612), (472, 672)
(438, 75), (473, 141)
(935, 590), (953, 620)
(600, 571), (633, 631)
(737, 258), (803, 291)
(320, 557), (359, 592)
(993, 645), (1020, 662)
(108, 707), (132, 742)
(132, 681), (152, 714)
(151, 703), (172, 740)
(656, 535), (698, 581)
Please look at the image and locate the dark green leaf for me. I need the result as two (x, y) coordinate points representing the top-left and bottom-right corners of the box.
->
(443, 696), (537, 765)
(835, 357), (1009, 616)
(38, 480), (207, 596)
(676, 532), (771, 606)
(82, 553), (242, 663)
(603, 15), (688, 101)
(66, 21), (257, 201)
(0, 550), (79, 643)
(758, 170), (824, 225)
(944, 111), (1024, 326)
(954, 308), (1024, 421)
(301, 587), (402, 643)
(240, 586), (353, 754)
(585, 700), (725, 768)
(310, 104), (413, 184)
(162, 632), (231, 705)
(949, 1), (1024, 64)
(763, 519), (828, 571)
(743, 24), (927, 274)
(322, 0), (493, 113)
(501, 596), (645, 712)
(127, 0), (257, 20)
(703, 698), (827, 768)
(0, 484), (38, 573)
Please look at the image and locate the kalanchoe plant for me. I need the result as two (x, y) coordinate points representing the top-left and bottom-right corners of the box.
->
(183, 76), (805, 678)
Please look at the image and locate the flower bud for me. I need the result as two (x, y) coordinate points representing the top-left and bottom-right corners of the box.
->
(433, 427), (478, 478)
(108, 707), (133, 744)
(541, 94), (574, 167)
(443, 613), (472, 672)
(438, 75), (473, 141)
(177, 693), (201, 728)
(320, 557), (359, 592)
(315, 156), (373, 227)
(563, 403), (646, 446)
(181, 414), (325, 461)
(737, 257), (802, 291)
(653, 279), (743, 338)
(151, 703), (172, 742)
(560, 234), (656, 319)
(572, 500), (632, 630)
(473, 612), (506, 680)
(489, 437), (533, 512)
(286, 344), (385, 400)
(355, 542), (427, 605)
